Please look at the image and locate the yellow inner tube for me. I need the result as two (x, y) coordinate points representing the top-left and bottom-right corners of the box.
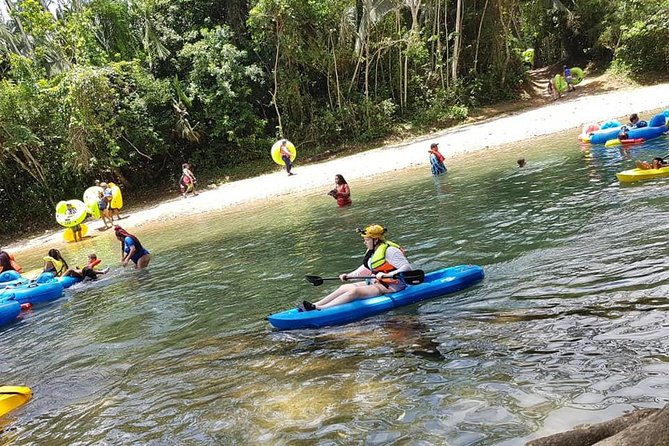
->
(271, 140), (297, 166)
(55, 200), (88, 228)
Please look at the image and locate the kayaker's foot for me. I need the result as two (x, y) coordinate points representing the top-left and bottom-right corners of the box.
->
(299, 300), (316, 312)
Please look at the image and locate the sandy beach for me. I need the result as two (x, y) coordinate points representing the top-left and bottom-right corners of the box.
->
(6, 81), (669, 253)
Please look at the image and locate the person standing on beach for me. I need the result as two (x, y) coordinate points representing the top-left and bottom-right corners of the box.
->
(98, 191), (112, 229)
(328, 174), (352, 207)
(279, 140), (295, 176)
(563, 66), (575, 92)
(428, 143), (447, 176)
(179, 163), (198, 197)
(100, 182), (121, 221)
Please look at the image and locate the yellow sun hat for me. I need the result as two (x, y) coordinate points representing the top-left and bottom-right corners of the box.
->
(357, 224), (387, 239)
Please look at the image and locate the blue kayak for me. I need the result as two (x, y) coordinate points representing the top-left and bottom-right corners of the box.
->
(268, 264), (484, 330)
(35, 272), (80, 289)
(1, 271), (81, 289)
(1, 281), (64, 306)
(0, 299), (20, 328)
(0, 270), (22, 284)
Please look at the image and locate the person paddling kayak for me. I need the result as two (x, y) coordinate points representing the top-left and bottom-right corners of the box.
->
(299, 224), (413, 311)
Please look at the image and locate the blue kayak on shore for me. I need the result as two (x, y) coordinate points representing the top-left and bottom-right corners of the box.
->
(267, 264), (484, 330)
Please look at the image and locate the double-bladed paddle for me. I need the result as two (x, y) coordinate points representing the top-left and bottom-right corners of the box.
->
(305, 269), (425, 286)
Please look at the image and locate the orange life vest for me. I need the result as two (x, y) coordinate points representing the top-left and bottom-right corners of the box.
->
(368, 241), (403, 285)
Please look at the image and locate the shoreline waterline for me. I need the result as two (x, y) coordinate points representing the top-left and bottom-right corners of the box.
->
(5, 83), (669, 254)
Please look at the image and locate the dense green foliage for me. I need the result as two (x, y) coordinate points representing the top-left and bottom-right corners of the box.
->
(0, 0), (666, 237)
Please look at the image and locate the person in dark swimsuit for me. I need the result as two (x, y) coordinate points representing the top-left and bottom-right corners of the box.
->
(115, 226), (151, 269)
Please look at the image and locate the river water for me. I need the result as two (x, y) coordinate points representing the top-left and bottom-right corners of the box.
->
(3, 127), (669, 445)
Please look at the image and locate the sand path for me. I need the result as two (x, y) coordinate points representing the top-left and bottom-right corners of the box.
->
(6, 82), (669, 253)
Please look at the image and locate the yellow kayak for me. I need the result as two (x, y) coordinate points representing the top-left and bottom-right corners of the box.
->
(0, 386), (32, 417)
(617, 166), (669, 183)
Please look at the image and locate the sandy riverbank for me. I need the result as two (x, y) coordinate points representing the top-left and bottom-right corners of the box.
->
(5, 81), (669, 254)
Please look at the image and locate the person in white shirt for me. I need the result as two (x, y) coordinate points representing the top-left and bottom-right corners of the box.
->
(299, 224), (412, 311)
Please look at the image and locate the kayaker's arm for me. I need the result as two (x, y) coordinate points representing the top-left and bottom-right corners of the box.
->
(342, 265), (371, 282)
(375, 247), (412, 280)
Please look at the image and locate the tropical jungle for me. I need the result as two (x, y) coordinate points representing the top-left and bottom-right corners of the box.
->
(0, 0), (668, 238)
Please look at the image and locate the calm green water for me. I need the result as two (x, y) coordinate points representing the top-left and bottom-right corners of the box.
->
(3, 129), (669, 445)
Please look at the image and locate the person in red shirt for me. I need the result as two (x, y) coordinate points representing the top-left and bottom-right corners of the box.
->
(428, 142), (447, 175)
(328, 174), (352, 207)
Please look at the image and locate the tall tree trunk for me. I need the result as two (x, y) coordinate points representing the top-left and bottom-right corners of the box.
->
(473, 0), (489, 74)
(406, 0), (420, 32)
(498, 1), (510, 85)
(444, 0), (450, 89)
(330, 32), (342, 109)
(451, 0), (463, 82)
(396, 10), (403, 110)
(271, 20), (284, 137)
(364, 39), (370, 129)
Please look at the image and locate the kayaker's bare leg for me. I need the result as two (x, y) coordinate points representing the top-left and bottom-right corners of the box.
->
(636, 160), (652, 170)
(312, 282), (365, 307)
(316, 283), (389, 309)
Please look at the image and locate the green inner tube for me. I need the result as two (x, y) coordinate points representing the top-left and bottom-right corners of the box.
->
(554, 74), (567, 93)
(570, 67), (585, 85)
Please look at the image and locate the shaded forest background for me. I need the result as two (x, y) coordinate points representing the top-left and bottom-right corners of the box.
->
(0, 0), (668, 237)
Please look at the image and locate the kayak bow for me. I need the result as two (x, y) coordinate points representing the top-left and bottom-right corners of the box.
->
(0, 386), (32, 417)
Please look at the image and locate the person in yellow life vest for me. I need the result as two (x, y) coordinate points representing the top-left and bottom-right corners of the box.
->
(299, 224), (413, 311)
(43, 248), (69, 277)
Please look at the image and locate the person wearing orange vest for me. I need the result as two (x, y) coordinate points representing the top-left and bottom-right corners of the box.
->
(299, 224), (412, 311)
(63, 253), (109, 280)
